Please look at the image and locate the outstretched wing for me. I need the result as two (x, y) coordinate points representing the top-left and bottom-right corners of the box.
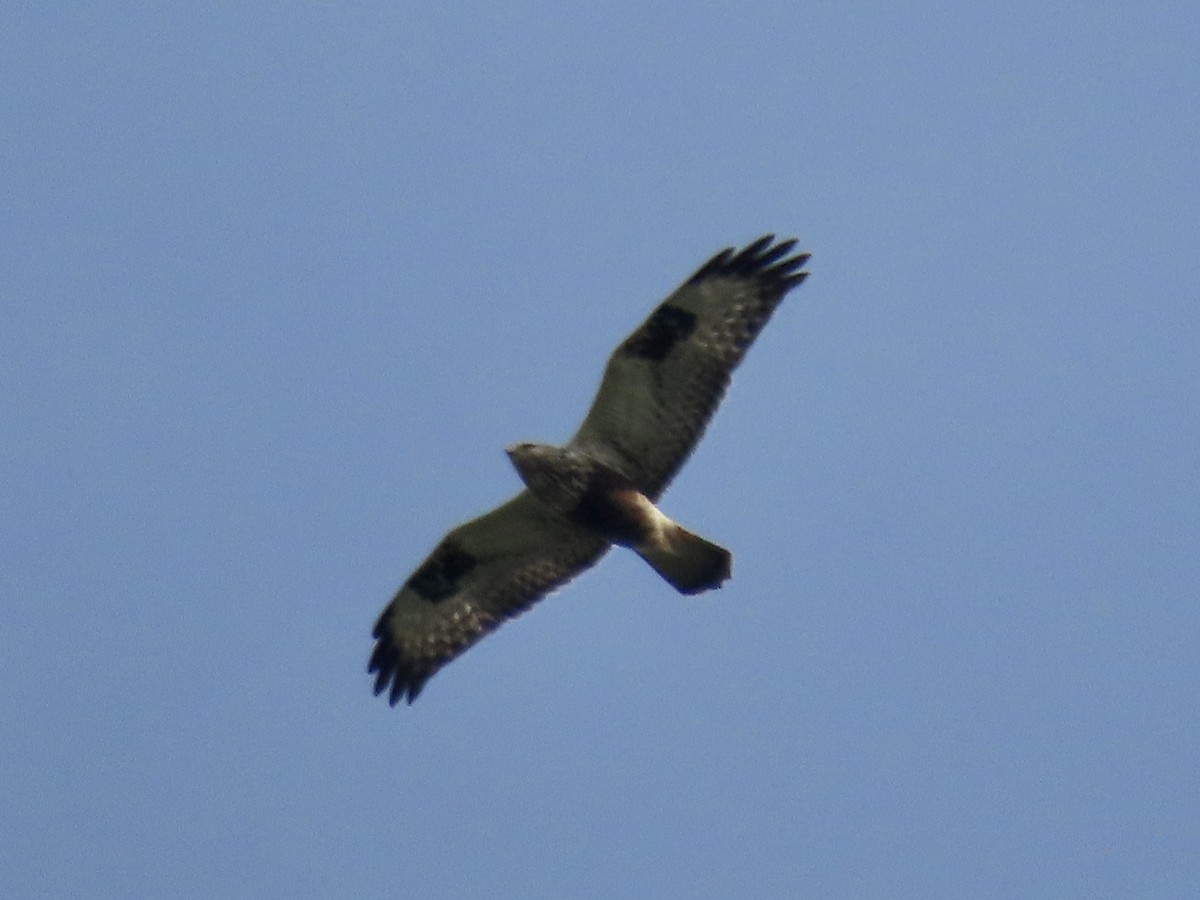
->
(570, 235), (810, 499)
(369, 491), (609, 704)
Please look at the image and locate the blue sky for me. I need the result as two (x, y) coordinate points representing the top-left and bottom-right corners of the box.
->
(4, 3), (1199, 897)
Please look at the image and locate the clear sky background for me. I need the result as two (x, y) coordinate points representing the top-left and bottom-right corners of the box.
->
(4, 4), (1198, 898)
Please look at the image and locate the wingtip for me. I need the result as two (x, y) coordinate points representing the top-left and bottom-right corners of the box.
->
(389, 676), (425, 706)
(368, 626), (432, 707)
(742, 234), (777, 257)
(687, 235), (810, 289)
(372, 665), (429, 707)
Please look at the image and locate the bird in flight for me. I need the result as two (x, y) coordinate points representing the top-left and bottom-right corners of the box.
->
(369, 235), (810, 704)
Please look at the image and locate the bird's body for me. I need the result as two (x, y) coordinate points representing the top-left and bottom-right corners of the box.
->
(369, 235), (810, 704)
(507, 441), (732, 594)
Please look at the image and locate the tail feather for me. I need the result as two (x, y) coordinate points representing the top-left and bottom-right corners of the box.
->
(636, 524), (731, 594)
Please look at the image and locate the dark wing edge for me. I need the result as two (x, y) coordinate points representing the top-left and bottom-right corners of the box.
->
(570, 235), (810, 496)
(685, 234), (810, 298)
(368, 492), (608, 706)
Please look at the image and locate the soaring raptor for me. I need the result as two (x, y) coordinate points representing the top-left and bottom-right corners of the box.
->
(369, 235), (810, 704)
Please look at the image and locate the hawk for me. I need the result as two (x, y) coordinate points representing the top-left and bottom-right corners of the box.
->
(369, 235), (810, 704)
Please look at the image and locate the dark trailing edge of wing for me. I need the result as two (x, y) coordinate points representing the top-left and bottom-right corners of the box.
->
(686, 234), (810, 294)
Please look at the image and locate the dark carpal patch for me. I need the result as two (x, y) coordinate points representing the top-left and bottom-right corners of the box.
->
(621, 304), (697, 362)
(407, 541), (477, 603)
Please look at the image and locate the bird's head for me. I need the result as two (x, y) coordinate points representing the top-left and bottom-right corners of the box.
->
(505, 441), (536, 465)
(505, 441), (571, 488)
(504, 442), (583, 511)
(505, 441), (551, 478)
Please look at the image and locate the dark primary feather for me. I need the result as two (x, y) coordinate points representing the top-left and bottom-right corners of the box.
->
(570, 235), (810, 498)
(368, 491), (608, 704)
